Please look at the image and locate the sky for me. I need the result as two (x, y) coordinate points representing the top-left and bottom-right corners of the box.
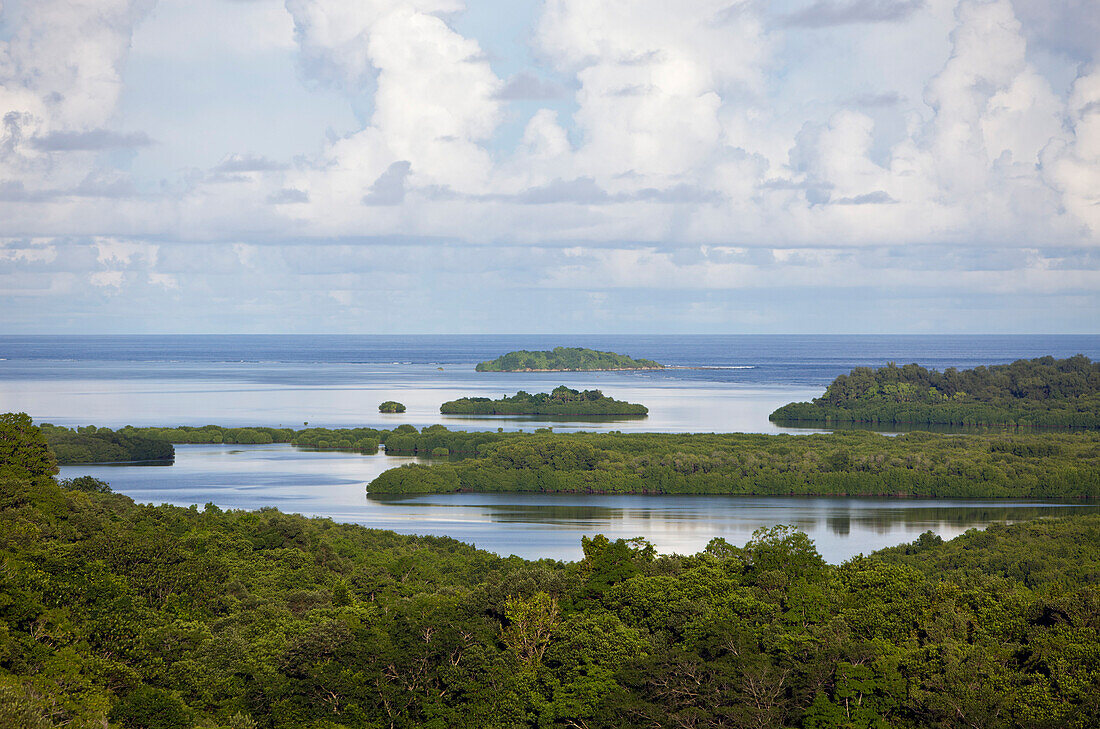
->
(0, 0), (1098, 334)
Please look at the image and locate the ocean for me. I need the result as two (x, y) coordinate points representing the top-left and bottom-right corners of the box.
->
(6, 333), (1097, 561)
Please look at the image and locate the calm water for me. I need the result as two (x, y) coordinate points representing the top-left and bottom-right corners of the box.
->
(3, 334), (1098, 433)
(17, 335), (1100, 561)
(58, 444), (1096, 563)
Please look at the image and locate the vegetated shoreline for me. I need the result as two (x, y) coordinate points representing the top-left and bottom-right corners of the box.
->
(366, 484), (1098, 501)
(367, 429), (1100, 499)
(769, 355), (1100, 429)
(772, 416), (1093, 431)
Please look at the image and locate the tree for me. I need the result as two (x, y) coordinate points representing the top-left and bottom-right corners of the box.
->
(0, 413), (57, 479)
(58, 476), (111, 493)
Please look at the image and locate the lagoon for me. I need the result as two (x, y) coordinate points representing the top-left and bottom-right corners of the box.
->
(59, 443), (1098, 563)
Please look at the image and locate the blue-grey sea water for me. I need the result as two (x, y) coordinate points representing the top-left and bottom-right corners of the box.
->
(4, 334), (1096, 561)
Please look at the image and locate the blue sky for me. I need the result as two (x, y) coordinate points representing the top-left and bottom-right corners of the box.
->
(0, 0), (1098, 333)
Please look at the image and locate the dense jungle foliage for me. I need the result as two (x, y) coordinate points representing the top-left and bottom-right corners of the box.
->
(475, 347), (663, 372)
(378, 402), (406, 414)
(770, 355), (1100, 428)
(440, 386), (648, 416)
(368, 428), (1100, 498)
(39, 423), (175, 465)
(2, 417), (1099, 728)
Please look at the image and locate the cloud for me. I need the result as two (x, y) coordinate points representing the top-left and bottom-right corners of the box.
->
(1044, 67), (1100, 234)
(215, 153), (287, 173)
(362, 160), (411, 205)
(0, 0), (1098, 338)
(267, 188), (310, 204)
(148, 273), (179, 290)
(847, 91), (903, 107)
(833, 190), (898, 204)
(535, 0), (769, 184)
(29, 129), (153, 151)
(781, 0), (926, 29)
(89, 270), (125, 288)
(94, 238), (156, 266)
(494, 72), (568, 100)
(516, 177), (610, 205)
(0, 176), (136, 201)
(1011, 0), (1100, 62)
(284, 0), (465, 90)
(0, 181), (48, 202)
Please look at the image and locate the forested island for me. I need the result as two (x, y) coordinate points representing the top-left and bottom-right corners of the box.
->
(39, 422), (174, 464)
(369, 428), (1100, 498)
(2, 416), (1099, 728)
(770, 355), (1100, 428)
(440, 386), (648, 416)
(378, 401), (406, 413)
(475, 346), (663, 371)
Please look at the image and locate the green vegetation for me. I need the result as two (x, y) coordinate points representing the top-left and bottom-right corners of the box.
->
(39, 423), (174, 465)
(115, 423), (515, 457)
(771, 355), (1100, 428)
(441, 386), (648, 416)
(369, 429), (1100, 498)
(378, 401), (406, 413)
(0, 412), (57, 478)
(123, 425), (297, 445)
(475, 346), (663, 372)
(58, 475), (112, 493)
(2, 417), (1100, 728)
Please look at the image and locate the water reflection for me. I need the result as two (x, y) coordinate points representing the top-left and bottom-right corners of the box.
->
(59, 444), (1097, 563)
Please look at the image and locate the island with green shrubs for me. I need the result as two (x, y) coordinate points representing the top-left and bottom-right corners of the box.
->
(440, 385), (648, 416)
(378, 400), (406, 413)
(475, 346), (663, 372)
(770, 355), (1100, 429)
(368, 427), (1100, 498)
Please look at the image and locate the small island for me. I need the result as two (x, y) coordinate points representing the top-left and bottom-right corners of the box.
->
(378, 401), (406, 413)
(770, 355), (1100, 429)
(475, 346), (663, 372)
(440, 385), (649, 416)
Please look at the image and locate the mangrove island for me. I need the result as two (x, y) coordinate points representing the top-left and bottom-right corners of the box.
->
(475, 346), (663, 372)
(440, 386), (648, 416)
(770, 354), (1100, 429)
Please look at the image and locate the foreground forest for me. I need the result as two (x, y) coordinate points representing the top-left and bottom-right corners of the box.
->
(770, 355), (1100, 428)
(2, 414), (1099, 728)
